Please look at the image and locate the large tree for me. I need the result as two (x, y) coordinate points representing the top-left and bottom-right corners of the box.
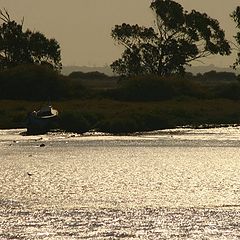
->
(111, 0), (231, 76)
(231, 6), (240, 69)
(0, 10), (61, 71)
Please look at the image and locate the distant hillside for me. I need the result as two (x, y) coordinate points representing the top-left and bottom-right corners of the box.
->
(62, 64), (239, 76)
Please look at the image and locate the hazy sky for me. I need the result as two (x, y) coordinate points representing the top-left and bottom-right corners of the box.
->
(0, 0), (239, 67)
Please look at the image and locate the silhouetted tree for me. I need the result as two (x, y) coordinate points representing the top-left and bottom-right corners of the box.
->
(111, 0), (231, 76)
(0, 9), (61, 71)
(231, 6), (240, 69)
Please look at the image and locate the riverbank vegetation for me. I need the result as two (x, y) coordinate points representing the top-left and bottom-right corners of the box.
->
(2, 98), (240, 133)
(1, 1), (240, 133)
(1, 63), (240, 133)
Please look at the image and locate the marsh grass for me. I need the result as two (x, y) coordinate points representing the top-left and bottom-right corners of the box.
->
(1, 98), (240, 133)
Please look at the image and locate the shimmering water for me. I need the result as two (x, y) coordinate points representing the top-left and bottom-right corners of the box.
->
(1, 127), (240, 239)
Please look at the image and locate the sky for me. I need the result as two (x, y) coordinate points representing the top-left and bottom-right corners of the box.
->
(0, 0), (239, 68)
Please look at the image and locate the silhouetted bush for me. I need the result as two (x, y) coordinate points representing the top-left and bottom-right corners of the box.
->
(96, 110), (175, 133)
(0, 64), (88, 100)
(69, 71), (109, 80)
(59, 111), (91, 133)
(135, 112), (174, 130)
(215, 82), (240, 100)
(97, 118), (138, 133)
(63, 79), (89, 99)
(104, 75), (208, 101)
(196, 71), (237, 81)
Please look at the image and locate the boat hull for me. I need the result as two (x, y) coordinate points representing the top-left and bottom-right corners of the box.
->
(27, 114), (58, 134)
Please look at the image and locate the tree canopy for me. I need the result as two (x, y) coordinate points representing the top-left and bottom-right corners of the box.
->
(111, 0), (231, 77)
(231, 6), (240, 69)
(0, 10), (62, 71)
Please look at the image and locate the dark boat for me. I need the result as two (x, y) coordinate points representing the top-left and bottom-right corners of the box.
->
(27, 105), (59, 134)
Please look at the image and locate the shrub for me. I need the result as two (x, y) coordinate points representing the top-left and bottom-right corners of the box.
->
(0, 64), (88, 100)
(59, 111), (91, 133)
(97, 117), (138, 133)
(104, 75), (208, 101)
(215, 82), (240, 100)
(69, 71), (109, 80)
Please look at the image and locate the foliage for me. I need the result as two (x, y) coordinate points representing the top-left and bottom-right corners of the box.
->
(69, 71), (109, 80)
(0, 10), (61, 71)
(0, 64), (87, 100)
(231, 6), (240, 69)
(104, 75), (208, 101)
(215, 82), (240, 100)
(194, 71), (237, 81)
(111, 0), (231, 76)
(59, 111), (91, 133)
(0, 64), (62, 100)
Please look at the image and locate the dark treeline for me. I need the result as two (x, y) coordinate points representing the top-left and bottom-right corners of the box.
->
(69, 71), (110, 80)
(0, 65), (87, 100)
(0, 64), (240, 102)
(103, 75), (240, 101)
(69, 69), (238, 82)
(187, 71), (237, 82)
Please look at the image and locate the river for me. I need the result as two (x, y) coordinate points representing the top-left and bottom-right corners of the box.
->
(1, 127), (240, 239)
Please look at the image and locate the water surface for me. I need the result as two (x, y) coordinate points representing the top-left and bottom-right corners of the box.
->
(1, 127), (240, 239)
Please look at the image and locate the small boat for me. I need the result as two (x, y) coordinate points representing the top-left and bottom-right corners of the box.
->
(27, 105), (59, 134)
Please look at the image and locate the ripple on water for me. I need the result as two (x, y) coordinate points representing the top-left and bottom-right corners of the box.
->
(1, 127), (240, 239)
(1, 207), (240, 239)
